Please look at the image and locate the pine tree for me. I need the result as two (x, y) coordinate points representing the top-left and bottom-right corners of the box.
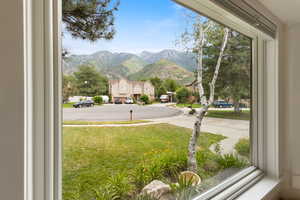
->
(63, 0), (120, 41)
(73, 65), (108, 97)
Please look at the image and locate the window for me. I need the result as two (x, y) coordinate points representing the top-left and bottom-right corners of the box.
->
(24, 0), (279, 199)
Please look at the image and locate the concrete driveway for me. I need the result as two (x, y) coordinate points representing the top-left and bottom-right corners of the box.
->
(63, 104), (182, 121)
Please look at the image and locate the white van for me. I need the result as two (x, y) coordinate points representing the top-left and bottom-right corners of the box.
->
(160, 95), (169, 103)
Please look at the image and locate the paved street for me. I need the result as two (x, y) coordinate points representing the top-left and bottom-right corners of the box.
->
(63, 104), (182, 121)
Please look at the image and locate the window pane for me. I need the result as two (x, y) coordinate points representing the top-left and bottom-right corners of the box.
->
(62, 0), (252, 199)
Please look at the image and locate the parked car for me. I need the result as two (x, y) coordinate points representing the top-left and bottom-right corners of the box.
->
(213, 100), (233, 108)
(73, 100), (94, 108)
(160, 95), (169, 103)
(114, 98), (123, 104)
(101, 95), (110, 104)
(124, 97), (134, 104)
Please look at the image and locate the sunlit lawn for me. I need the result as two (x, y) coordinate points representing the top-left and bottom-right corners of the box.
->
(176, 103), (202, 108)
(63, 124), (226, 200)
(207, 110), (250, 120)
(63, 120), (150, 125)
(63, 103), (102, 108)
(63, 103), (74, 108)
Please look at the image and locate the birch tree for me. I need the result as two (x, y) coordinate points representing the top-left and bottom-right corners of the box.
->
(180, 18), (229, 172)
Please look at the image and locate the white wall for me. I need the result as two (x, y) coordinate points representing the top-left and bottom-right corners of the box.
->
(280, 23), (300, 199)
(0, 0), (24, 200)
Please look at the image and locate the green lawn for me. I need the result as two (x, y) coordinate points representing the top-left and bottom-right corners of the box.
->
(63, 124), (249, 200)
(206, 110), (250, 120)
(63, 120), (150, 125)
(63, 103), (74, 108)
(176, 103), (202, 108)
(63, 103), (102, 108)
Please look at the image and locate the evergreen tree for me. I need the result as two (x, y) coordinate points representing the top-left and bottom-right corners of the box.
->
(163, 79), (179, 92)
(63, 74), (78, 102)
(150, 77), (165, 99)
(63, 0), (120, 41)
(74, 65), (108, 96)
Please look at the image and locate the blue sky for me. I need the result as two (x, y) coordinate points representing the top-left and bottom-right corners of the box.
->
(63, 0), (195, 55)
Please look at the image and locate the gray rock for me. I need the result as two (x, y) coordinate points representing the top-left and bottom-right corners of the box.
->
(141, 180), (172, 199)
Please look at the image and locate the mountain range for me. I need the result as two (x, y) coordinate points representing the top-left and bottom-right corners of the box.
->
(63, 49), (197, 84)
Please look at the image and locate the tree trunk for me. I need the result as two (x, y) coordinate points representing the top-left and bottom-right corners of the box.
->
(187, 26), (229, 172)
(233, 99), (241, 113)
(187, 106), (208, 172)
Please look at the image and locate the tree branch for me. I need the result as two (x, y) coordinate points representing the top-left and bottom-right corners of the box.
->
(208, 28), (230, 104)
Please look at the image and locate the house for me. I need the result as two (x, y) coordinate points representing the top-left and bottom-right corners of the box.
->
(109, 79), (155, 103)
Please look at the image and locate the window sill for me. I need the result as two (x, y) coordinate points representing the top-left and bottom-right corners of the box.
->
(236, 177), (280, 200)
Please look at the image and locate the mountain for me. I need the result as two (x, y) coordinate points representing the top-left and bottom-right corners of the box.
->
(128, 59), (194, 84)
(63, 51), (148, 78)
(140, 49), (197, 72)
(63, 49), (197, 81)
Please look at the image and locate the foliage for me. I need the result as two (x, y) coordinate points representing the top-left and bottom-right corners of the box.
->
(206, 110), (250, 120)
(93, 96), (103, 104)
(94, 186), (118, 200)
(163, 79), (180, 92)
(133, 152), (188, 190)
(216, 154), (249, 169)
(176, 87), (191, 103)
(170, 174), (196, 192)
(73, 65), (108, 96)
(189, 109), (196, 115)
(150, 77), (167, 99)
(203, 24), (251, 112)
(108, 173), (132, 199)
(134, 194), (157, 200)
(140, 95), (150, 104)
(235, 138), (250, 158)
(63, 74), (77, 102)
(176, 103), (202, 108)
(63, 124), (225, 200)
(62, 0), (120, 41)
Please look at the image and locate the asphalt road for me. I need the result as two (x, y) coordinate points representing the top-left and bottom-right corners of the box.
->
(63, 104), (182, 121)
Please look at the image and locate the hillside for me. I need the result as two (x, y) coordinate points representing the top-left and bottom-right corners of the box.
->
(63, 50), (197, 83)
(140, 49), (197, 72)
(63, 51), (148, 78)
(128, 59), (194, 84)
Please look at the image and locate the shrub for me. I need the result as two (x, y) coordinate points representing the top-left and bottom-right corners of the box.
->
(189, 109), (196, 115)
(134, 194), (157, 200)
(140, 95), (150, 104)
(132, 152), (187, 190)
(203, 160), (220, 173)
(93, 96), (103, 104)
(235, 138), (250, 158)
(176, 87), (191, 103)
(94, 186), (118, 200)
(107, 173), (132, 199)
(216, 154), (249, 169)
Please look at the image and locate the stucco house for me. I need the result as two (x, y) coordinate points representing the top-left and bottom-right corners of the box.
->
(109, 78), (155, 103)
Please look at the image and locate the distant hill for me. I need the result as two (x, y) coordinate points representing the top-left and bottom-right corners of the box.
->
(63, 49), (197, 82)
(140, 49), (197, 72)
(128, 59), (194, 84)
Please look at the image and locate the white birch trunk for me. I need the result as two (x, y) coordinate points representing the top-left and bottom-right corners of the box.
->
(187, 27), (229, 172)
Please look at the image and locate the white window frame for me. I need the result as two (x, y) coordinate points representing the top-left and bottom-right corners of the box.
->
(24, 0), (280, 199)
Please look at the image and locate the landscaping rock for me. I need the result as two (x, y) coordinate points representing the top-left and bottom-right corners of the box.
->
(141, 180), (172, 199)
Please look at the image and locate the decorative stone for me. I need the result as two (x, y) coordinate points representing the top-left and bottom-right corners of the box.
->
(141, 180), (172, 199)
(179, 171), (202, 186)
